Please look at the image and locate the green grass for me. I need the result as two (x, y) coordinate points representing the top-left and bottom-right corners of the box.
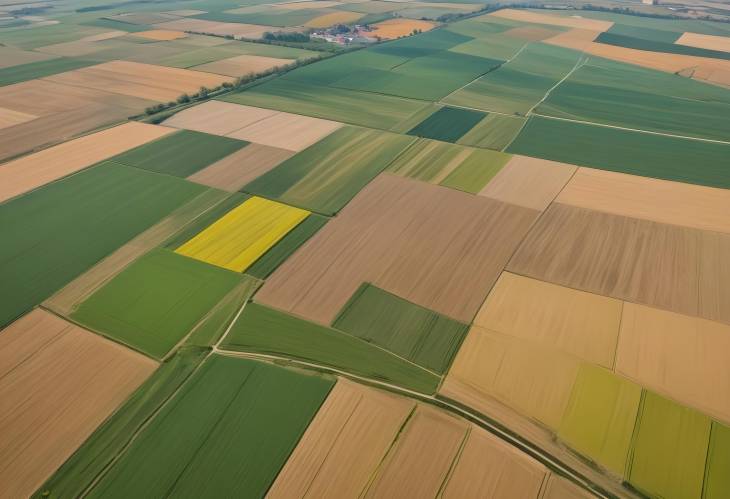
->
(82, 17), (151, 32)
(0, 162), (205, 329)
(0, 23), (105, 49)
(246, 214), (328, 279)
(111, 130), (249, 178)
(596, 32), (730, 61)
(33, 346), (209, 499)
(507, 116), (730, 189)
(0, 57), (97, 86)
(222, 303), (441, 394)
(604, 23), (681, 43)
(72, 249), (244, 359)
(333, 283), (468, 373)
(371, 28), (472, 58)
(558, 364), (642, 476)
(165, 192), (249, 250)
(457, 113), (525, 150)
(628, 391), (711, 499)
(440, 146), (510, 193)
(448, 33), (526, 61)
(408, 106), (486, 143)
(705, 422), (730, 499)
(87, 355), (333, 499)
(242, 126), (414, 215)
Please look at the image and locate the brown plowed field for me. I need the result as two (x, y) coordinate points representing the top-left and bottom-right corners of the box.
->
(542, 473), (595, 499)
(0, 309), (156, 499)
(256, 174), (539, 324)
(0, 107), (36, 130)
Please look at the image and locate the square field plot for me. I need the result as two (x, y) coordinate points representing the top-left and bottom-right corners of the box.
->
(72, 248), (244, 359)
(408, 106), (487, 143)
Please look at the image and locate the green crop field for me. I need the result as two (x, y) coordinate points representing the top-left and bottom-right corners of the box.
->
(72, 248), (244, 358)
(110, 130), (249, 178)
(602, 23), (681, 43)
(221, 303), (441, 393)
(507, 116), (730, 188)
(165, 193), (249, 250)
(457, 113), (525, 150)
(0, 162), (205, 329)
(596, 32), (730, 61)
(242, 126), (414, 215)
(705, 423), (730, 498)
(333, 283), (469, 373)
(0, 57), (97, 86)
(86, 355), (332, 498)
(407, 106), (486, 143)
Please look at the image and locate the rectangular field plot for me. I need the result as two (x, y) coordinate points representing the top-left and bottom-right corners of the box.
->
(176, 196), (309, 272)
(221, 303), (440, 394)
(255, 174), (539, 325)
(386, 138), (511, 193)
(0, 121), (173, 203)
(0, 309), (156, 499)
(407, 106), (487, 143)
(72, 249), (244, 359)
(457, 113), (525, 150)
(0, 57), (98, 86)
(628, 391), (711, 499)
(191, 54), (295, 77)
(110, 129), (249, 178)
(678, 32), (730, 52)
(508, 115), (730, 190)
(268, 379), (415, 499)
(475, 272), (622, 367)
(0, 162), (205, 329)
(333, 283), (469, 373)
(705, 422), (730, 499)
(85, 355), (333, 498)
(242, 126), (414, 215)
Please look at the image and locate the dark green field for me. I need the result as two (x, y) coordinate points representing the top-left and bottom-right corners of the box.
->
(408, 106), (486, 143)
(0, 57), (97, 86)
(596, 32), (730, 61)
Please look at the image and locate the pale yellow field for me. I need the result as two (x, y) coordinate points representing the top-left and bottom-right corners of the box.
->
(227, 111), (343, 151)
(557, 168), (730, 234)
(176, 196), (309, 272)
(134, 29), (188, 40)
(475, 272), (622, 368)
(368, 19), (436, 39)
(489, 8), (613, 31)
(0, 122), (174, 203)
(617, 303), (730, 425)
(676, 31), (730, 53)
(0, 106), (36, 130)
(192, 54), (295, 77)
(305, 11), (363, 28)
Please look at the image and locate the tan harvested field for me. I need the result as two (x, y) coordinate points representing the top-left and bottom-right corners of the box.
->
(442, 426), (548, 498)
(0, 107), (36, 130)
(475, 272), (622, 368)
(443, 327), (581, 429)
(192, 54), (295, 77)
(163, 100), (279, 135)
(488, 9), (613, 31)
(507, 203), (704, 319)
(617, 303), (730, 425)
(676, 31), (730, 52)
(364, 405), (468, 498)
(273, 1), (343, 9)
(503, 25), (562, 41)
(0, 122), (174, 203)
(44, 61), (233, 102)
(305, 11), (363, 28)
(153, 18), (284, 39)
(699, 230), (730, 324)
(227, 111), (343, 151)
(0, 46), (56, 69)
(543, 474), (596, 499)
(556, 167), (730, 234)
(0, 309), (156, 499)
(478, 155), (576, 211)
(268, 379), (414, 499)
(44, 189), (229, 316)
(134, 29), (188, 41)
(187, 143), (295, 190)
(368, 19), (436, 39)
(256, 174), (539, 324)
(543, 28), (600, 50)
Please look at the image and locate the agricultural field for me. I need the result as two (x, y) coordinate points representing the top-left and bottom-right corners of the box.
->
(4, 3), (730, 499)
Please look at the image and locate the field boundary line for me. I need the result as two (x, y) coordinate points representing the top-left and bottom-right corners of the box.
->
(526, 54), (587, 117)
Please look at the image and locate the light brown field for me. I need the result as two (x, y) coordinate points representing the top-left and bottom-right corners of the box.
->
(676, 31), (730, 53)
(153, 18), (286, 39)
(443, 327), (581, 430)
(507, 203), (703, 319)
(556, 167), (730, 234)
(478, 154), (576, 211)
(488, 9), (613, 31)
(442, 426), (548, 498)
(273, 1), (343, 9)
(44, 61), (233, 102)
(187, 143), (295, 190)
(0, 309), (156, 499)
(192, 54), (295, 77)
(475, 272), (622, 368)
(0, 46), (56, 69)
(227, 111), (343, 151)
(699, 231), (730, 324)
(256, 174), (539, 324)
(268, 379), (414, 499)
(367, 19), (436, 39)
(35, 40), (107, 57)
(542, 27), (600, 50)
(162, 9), (207, 16)
(0, 122), (174, 203)
(364, 405), (468, 498)
(134, 29), (188, 41)
(542, 474), (596, 499)
(305, 11), (363, 28)
(0, 106), (36, 130)
(43, 189), (229, 316)
(617, 303), (730, 425)
(79, 30), (127, 42)
(503, 25), (561, 41)
(163, 100), (279, 135)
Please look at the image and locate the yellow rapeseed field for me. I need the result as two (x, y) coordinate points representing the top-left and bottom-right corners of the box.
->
(176, 196), (309, 272)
